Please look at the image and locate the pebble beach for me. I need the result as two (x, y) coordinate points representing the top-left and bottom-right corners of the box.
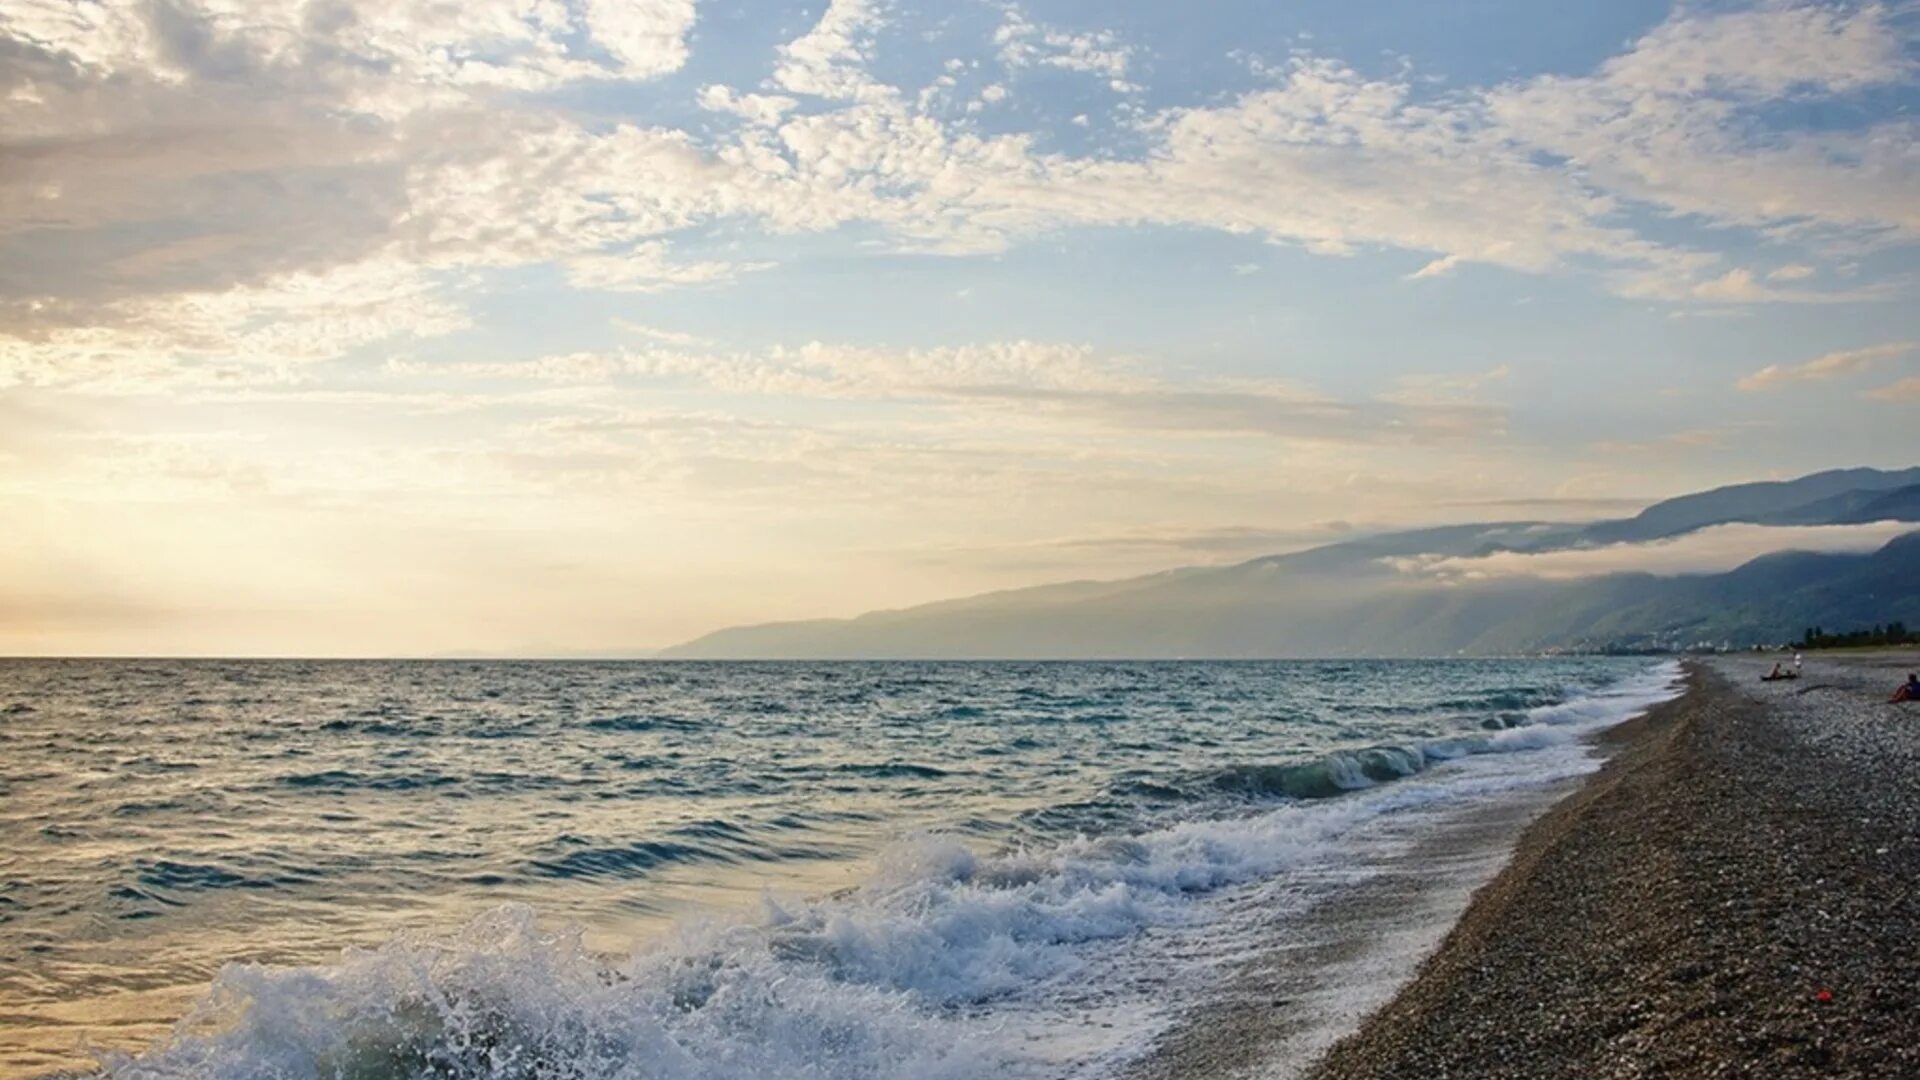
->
(1306, 651), (1920, 1078)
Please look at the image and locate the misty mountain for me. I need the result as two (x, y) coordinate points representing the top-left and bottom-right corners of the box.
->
(1750, 483), (1920, 527)
(660, 468), (1920, 658)
(1574, 467), (1920, 544)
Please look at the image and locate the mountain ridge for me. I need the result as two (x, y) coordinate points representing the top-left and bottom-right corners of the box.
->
(661, 468), (1920, 658)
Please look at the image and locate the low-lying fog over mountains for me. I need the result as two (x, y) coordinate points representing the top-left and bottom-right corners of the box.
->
(664, 468), (1920, 658)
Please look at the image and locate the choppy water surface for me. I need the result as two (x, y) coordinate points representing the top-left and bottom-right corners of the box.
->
(0, 658), (1678, 1078)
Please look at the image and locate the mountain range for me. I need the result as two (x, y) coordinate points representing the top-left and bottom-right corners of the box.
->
(661, 468), (1920, 658)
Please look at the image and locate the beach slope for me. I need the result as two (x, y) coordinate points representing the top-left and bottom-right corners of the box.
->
(1310, 653), (1920, 1078)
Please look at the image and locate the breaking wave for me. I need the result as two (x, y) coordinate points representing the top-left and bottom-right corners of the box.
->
(99, 662), (1682, 1079)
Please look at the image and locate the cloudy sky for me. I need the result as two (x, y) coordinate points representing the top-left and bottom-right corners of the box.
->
(2, 0), (1917, 656)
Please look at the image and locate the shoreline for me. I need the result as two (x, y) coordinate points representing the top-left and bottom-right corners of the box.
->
(1123, 664), (1685, 1080)
(1301, 651), (1920, 1078)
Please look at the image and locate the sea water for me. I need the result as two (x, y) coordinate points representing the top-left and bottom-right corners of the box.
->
(0, 658), (1680, 1078)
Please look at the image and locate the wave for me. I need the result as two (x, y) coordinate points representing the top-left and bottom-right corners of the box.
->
(109, 859), (323, 920)
(584, 715), (709, 734)
(527, 840), (725, 881)
(96, 662), (1682, 1079)
(280, 769), (458, 792)
(1208, 745), (1428, 800)
(99, 750), (1624, 1078)
(832, 762), (951, 780)
(1191, 661), (1681, 803)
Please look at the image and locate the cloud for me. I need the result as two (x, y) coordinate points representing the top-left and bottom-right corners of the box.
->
(1391, 521), (1916, 581)
(0, 0), (705, 335)
(995, 6), (1139, 92)
(894, 521), (1368, 572)
(1408, 254), (1464, 280)
(1589, 426), (1737, 456)
(4, 0), (1918, 408)
(401, 336), (1510, 446)
(1639, 267), (1889, 305)
(1866, 376), (1920, 402)
(564, 242), (773, 293)
(942, 383), (1505, 444)
(0, 256), (466, 392)
(2, 0), (698, 105)
(583, 0), (700, 78)
(1434, 495), (1651, 515)
(1737, 341), (1916, 391)
(1485, 2), (1918, 256)
(1385, 365), (1510, 405)
(771, 0), (888, 100)
(8, 0), (1916, 361)
(611, 319), (713, 347)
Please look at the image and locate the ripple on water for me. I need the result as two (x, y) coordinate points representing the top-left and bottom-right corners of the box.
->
(526, 839), (726, 881)
(831, 762), (951, 780)
(278, 769), (459, 792)
(584, 714), (708, 733)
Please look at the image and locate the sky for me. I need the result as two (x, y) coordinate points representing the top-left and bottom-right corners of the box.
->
(2, 0), (1918, 657)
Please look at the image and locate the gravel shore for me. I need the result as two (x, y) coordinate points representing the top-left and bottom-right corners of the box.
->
(1308, 651), (1920, 1079)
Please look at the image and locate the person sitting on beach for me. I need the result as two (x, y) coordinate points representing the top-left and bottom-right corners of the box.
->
(1764, 663), (1796, 681)
(1892, 673), (1920, 704)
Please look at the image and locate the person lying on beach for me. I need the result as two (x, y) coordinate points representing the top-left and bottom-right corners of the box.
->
(1892, 673), (1920, 703)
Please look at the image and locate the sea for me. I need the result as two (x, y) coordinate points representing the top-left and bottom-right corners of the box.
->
(0, 657), (1681, 1079)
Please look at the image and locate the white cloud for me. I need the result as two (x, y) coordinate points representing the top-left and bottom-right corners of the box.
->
(1408, 254), (1464, 280)
(0, 0), (699, 114)
(1621, 267), (1889, 305)
(995, 6), (1139, 92)
(611, 319), (713, 347)
(583, 0), (699, 78)
(698, 85), (799, 126)
(401, 337), (1509, 447)
(1485, 2), (1919, 259)
(0, 257), (465, 392)
(564, 242), (772, 293)
(771, 0), (889, 101)
(1737, 341), (1916, 391)
(1392, 521), (1916, 581)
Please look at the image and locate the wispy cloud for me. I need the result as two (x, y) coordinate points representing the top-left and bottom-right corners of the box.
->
(892, 521), (1367, 572)
(1589, 426), (1738, 456)
(1866, 376), (1920, 402)
(1737, 342), (1916, 391)
(1390, 522), (1915, 581)
(995, 4), (1140, 92)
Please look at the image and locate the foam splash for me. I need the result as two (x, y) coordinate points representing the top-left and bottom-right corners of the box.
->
(102, 904), (988, 1080)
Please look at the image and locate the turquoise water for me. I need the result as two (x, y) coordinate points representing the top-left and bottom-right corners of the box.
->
(0, 658), (1677, 1077)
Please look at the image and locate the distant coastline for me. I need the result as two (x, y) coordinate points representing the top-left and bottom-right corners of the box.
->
(662, 468), (1920, 661)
